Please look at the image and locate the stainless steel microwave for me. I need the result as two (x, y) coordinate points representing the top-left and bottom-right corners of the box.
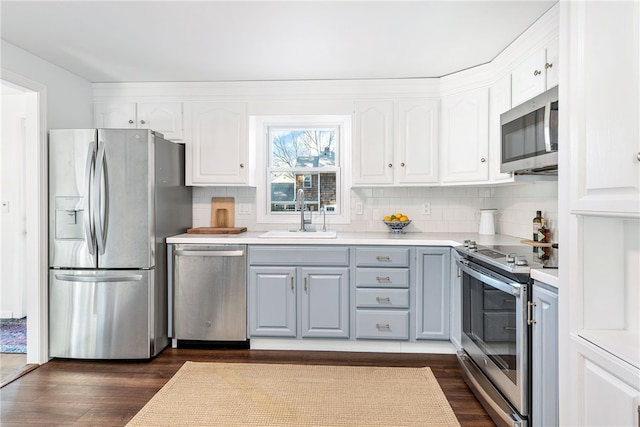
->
(501, 86), (558, 174)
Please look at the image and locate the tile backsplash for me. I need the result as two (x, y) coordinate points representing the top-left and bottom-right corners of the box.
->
(191, 181), (558, 241)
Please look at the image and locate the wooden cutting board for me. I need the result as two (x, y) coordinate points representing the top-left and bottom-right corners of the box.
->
(210, 197), (235, 228)
(187, 227), (247, 234)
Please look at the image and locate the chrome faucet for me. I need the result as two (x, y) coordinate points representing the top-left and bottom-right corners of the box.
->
(322, 206), (327, 232)
(297, 188), (309, 232)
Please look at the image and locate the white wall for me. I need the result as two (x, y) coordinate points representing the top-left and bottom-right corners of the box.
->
(1, 40), (93, 128)
(191, 181), (558, 239)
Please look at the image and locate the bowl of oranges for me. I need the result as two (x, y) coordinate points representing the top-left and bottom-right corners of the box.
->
(383, 213), (411, 234)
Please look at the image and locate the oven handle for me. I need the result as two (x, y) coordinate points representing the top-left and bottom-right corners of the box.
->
(456, 258), (522, 296)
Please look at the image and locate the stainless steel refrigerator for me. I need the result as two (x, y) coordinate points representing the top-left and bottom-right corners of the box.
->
(48, 129), (192, 359)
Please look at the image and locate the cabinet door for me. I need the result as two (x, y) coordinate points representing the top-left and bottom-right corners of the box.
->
(568, 1), (640, 215)
(531, 283), (559, 427)
(248, 267), (296, 337)
(512, 49), (547, 107)
(570, 337), (640, 427)
(488, 74), (514, 183)
(137, 102), (183, 140)
(544, 39), (559, 89)
(440, 88), (489, 183)
(94, 103), (137, 129)
(300, 267), (349, 338)
(415, 247), (450, 340)
(187, 101), (248, 185)
(352, 101), (394, 185)
(396, 99), (439, 184)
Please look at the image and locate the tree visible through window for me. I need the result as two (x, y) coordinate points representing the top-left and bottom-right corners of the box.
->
(268, 128), (339, 214)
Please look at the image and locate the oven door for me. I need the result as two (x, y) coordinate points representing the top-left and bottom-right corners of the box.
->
(457, 258), (529, 418)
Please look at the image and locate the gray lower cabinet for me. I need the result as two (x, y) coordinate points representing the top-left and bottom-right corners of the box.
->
(249, 266), (297, 337)
(531, 280), (559, 427)
(354, 247), (411, 340)
(248, 246), (350, 339)
(415, 247), (450, 340)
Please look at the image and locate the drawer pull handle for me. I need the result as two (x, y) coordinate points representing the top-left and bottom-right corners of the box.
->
(376, 323), (391, 329)
(376, 276), (391, 282)
(291, 276), (294, 291)
(376, 256), (391, 261)
(376, 297), (391, 303)
(503, 326), (517, 331)
(304, 277), (308, 291)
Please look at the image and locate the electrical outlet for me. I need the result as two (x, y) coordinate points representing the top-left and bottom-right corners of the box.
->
(355, 202), (364, 215)
(238, 203), (251, 215)
(422, 203), (431, 215)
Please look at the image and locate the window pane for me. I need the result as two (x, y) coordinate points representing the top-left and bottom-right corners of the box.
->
(269, 171), (337, 214)
(270, 129), (336, 168)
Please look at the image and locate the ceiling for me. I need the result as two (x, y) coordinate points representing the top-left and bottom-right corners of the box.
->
(1, 0), (557, 83)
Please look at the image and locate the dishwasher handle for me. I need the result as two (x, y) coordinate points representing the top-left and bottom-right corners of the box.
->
(174, 249), (245, 257)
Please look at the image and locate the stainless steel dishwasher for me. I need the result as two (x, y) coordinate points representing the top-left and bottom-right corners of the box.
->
(172, 244), (247, 344)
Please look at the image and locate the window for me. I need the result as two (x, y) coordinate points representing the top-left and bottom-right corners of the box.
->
(254, 115), (351, 225)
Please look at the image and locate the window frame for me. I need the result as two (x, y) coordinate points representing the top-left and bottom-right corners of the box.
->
(253, 115), (352, 225)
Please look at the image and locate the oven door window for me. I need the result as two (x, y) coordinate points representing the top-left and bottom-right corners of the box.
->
(463, 274), (518, 386)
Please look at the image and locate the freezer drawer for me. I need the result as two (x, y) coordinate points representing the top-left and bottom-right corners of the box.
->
(49, 269), (153, 359)
(173, 244), (247, 341)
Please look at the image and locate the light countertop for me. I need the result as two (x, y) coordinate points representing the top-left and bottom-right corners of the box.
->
(166, 231), (527, 247)
(531, 268), (560, 288)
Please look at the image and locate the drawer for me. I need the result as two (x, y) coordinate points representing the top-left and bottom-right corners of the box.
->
(355, 247), (409, 267)
(355, 268), (409, 288)
(355, 310), (409, 340)
(249, 246), (349, 266)
(356, 289), (409, 309)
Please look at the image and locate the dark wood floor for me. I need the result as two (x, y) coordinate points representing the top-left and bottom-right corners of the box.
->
(0, 347), (495, 426)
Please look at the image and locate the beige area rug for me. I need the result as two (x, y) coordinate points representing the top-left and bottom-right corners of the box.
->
(126, 361), (461, 427)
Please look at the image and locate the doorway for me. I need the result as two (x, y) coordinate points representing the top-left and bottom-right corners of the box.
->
(0, 72), (48, 384)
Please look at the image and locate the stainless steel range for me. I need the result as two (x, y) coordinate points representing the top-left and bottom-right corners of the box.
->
(454, 241), (557, 427)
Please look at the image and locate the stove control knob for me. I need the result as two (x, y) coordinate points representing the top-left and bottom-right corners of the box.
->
(515, 256), (528, 266)
(468, 241), (477, 250)
(506, 253), (517, 263)
(464, 240), (471, 247)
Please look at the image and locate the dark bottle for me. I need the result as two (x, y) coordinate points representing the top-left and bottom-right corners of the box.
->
(532, 210), (543, 242)
(537, 218), (551, 243)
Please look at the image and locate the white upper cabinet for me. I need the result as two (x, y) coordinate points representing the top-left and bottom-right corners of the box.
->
(186, 101), (251, 186)
(396, 99), (439, 184)
(567, 1), (640, 215)
(94, 102), (184, 141)
(352, 99), (439, 186)
(440, 88), (489, 184)
(352, 101), (395, 185)
(488, 74), (514, 183)
(511, 37), (559, 107)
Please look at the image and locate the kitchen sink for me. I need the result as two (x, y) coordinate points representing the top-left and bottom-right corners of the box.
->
(259, 230), (337, 239)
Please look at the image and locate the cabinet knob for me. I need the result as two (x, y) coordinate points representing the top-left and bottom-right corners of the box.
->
(480, 157), (486, 163)
(240, 163), (244, 168)
(545, 62), (553, 69)
(140, 120), (146, 125)
(533, 70), (542, 76)
(128, 119), (134, 124)
(637, 152), (640, 162)
(388, 163), (392, 168)
(400, 162), (405, 167)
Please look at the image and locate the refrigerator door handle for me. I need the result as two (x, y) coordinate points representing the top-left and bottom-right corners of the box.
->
(84, 142), (97, 255)
(54, 273), (144, 283)
(94, 141), (109, 255)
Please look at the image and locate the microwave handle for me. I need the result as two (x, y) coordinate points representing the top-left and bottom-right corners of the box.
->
(544, 102), (552, 152)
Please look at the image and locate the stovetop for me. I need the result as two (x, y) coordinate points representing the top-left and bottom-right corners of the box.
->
(455, 240), (558, 280)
